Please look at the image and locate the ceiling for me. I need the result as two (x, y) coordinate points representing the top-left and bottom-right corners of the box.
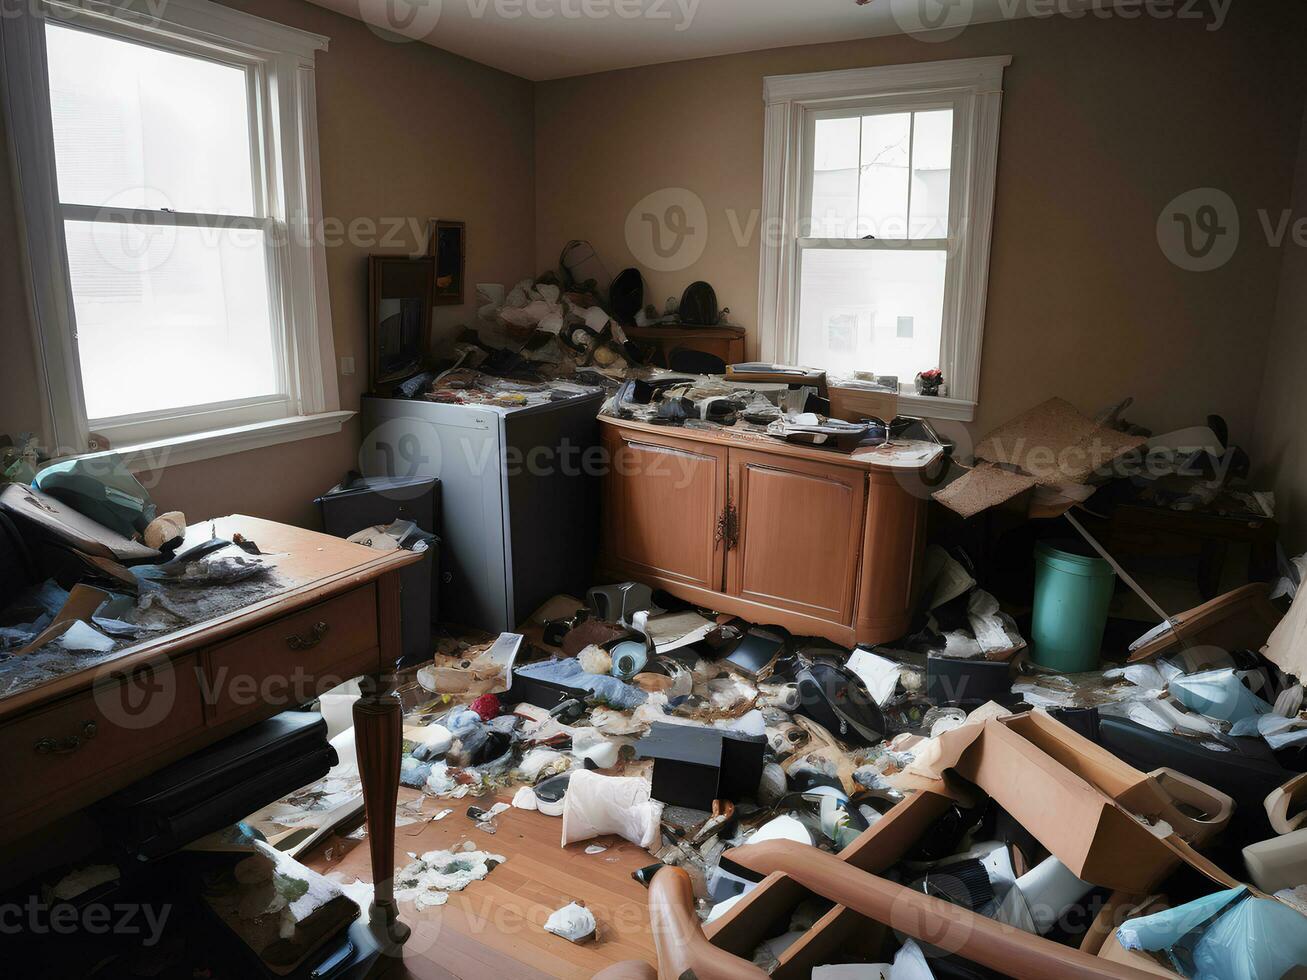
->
(306, 0), (1055, 81)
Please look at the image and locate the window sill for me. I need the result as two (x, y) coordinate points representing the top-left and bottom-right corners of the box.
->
(85, 411), (356, 471)
(896, 393), (976, 423)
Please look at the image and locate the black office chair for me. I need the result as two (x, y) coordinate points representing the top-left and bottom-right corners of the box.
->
(668, 347), (726, 376)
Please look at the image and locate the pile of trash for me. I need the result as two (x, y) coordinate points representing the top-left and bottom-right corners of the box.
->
(365, 544), (1307, 975)
(0, 459), (284, 698)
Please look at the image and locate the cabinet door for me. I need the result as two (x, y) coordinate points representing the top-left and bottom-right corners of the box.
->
(604, 426), (728, 591)
(727, 449), (866, 625)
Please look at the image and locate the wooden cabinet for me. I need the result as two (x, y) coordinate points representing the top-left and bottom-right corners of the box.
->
(600, 418), (939, 647)
(603, 425), (728, 592)
(728, 450), (866, 626)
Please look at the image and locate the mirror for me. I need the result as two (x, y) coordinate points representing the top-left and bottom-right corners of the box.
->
(368, 255), (434, 390)
(428, 219), (466, 306)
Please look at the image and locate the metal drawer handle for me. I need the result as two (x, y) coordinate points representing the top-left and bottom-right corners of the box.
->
(287, 621), (330, 651)
(34, 721), (97, 755)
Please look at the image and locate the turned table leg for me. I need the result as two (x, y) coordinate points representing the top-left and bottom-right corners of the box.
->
(353, 570), (410, 948)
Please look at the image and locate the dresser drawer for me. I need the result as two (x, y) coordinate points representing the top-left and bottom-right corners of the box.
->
(204, 585), (379, 723)
(1, 655), (206, 818)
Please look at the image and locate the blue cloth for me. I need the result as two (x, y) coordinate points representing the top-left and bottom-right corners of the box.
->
(515, 658), (647, 710)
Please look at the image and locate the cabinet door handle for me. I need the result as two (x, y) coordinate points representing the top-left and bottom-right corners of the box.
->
(286, 621), (330, 650)
(716, 503), (739, 551)
(34, 721), (97, 755)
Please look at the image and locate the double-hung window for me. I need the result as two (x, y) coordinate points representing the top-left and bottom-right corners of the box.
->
(2, 0), (344, 462)
(758, 57), (1010, 421)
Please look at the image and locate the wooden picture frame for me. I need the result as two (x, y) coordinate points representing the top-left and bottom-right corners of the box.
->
(368, 254), (434, 392)
(428, 219), (466, 306)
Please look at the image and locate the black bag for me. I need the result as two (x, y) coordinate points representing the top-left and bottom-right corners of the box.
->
(678, 281), (719, 326)
(795, 660), (887, 746)
(610, 268), (644, 326)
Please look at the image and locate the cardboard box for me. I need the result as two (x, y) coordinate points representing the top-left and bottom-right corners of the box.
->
(710, 712), (1241, 979)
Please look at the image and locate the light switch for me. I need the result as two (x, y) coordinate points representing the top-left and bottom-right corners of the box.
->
(340, 356), (355, 376)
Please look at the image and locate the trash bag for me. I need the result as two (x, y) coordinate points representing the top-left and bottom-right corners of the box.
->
(1169, 669), (1273, 723)
(1116, 885), (1307, 980)
(560, 770), (662, 848)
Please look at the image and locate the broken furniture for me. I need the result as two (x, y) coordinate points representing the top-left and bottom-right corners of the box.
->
(1105, 501), (1279, 602)
(599, 416), (943, 647)
(606, 711), (1241, 979)
(361, 387), (603, 634)
(624, 323), (746, 368)
(316, 474), (440, 666)
(1127, 581), (1283, 664)
(0, 516), (421, 949)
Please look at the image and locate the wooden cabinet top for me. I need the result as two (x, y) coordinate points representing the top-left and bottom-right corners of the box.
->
(600, 415), (945, 473)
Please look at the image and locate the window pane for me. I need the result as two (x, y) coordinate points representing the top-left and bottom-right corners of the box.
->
(46, 23), (255, 215)
(796, 248), (947, 381)
(64, 220), (280, 420)
(810, 117), (860, 238)
(910, 109), (953, 239)
(858, 112), (911, 240)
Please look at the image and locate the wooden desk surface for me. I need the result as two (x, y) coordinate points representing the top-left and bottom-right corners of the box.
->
(0, 515), (419, 719)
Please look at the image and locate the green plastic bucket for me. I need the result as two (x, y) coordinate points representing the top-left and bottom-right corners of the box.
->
(1031, 541), (1116, 673)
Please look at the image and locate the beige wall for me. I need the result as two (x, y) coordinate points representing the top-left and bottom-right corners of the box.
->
(535, 9), (1307, 445)
(0, 0), (535, 527)
(1253, 101), (1307, 556)
(6, 5), (1307, 532)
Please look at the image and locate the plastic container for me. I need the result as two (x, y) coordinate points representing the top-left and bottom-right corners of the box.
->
(1031, 541), (1116, 673)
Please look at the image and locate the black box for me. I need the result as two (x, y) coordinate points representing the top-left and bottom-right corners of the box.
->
(636, 722), (766, 809)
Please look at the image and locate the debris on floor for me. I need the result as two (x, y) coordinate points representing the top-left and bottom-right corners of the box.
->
(394, 848), (506, 911)
(543, 901), (598, 944)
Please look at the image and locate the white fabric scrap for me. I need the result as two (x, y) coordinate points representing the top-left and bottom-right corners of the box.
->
(847, 648), (904, 707)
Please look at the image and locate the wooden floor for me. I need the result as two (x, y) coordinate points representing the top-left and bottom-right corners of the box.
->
(305, 787), (659, 980)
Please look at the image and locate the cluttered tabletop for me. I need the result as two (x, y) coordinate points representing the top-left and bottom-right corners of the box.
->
(0, 501), (417, 711)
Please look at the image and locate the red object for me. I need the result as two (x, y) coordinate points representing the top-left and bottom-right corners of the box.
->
(470, 694), (501, 721)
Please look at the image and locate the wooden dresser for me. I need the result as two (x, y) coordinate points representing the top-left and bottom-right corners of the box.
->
(599, 418), (944, 647)
(0, 516), (420, 946)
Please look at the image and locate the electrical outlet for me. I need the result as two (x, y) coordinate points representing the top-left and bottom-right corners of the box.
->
(340, 356), (355, 376)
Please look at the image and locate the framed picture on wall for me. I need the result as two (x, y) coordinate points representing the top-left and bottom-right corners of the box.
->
(428, 219), (466, 306)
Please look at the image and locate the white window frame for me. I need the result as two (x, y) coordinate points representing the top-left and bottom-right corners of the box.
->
(758, 56), (1010, 423)
(1, 0), (348, 465)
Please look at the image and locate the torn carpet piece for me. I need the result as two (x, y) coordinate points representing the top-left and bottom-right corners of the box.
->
(932, 463), (1038, 519)
(972, 396), (1147, 485)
